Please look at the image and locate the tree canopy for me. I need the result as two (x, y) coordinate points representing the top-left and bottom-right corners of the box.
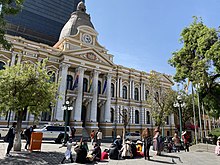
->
(147, 71), (176, 127)
(169, 17), (220, 117)
(0, 60), (58, 150)
(0, 0), (24, 49)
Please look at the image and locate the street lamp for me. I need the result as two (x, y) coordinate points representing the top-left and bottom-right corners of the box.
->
(61, 100), (73, 143)
(173, 95), (185, 141)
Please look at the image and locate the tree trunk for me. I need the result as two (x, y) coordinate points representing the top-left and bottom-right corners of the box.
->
(13, 110), (23, 151)
(122, 126), (126, 144)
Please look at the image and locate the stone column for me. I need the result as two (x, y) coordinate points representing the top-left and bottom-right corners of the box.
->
(171, 114), (175, 126)
(104, 74), (112, 122)
(119, 78), (122, 97)
(55, 63), (69, 121)
(17, 54), (22, 64)
(129, 79), (132, 99)
(90, 70), (100, 122)
(10, 53), (16, 66)
(117, 77), (120, 97)
(132, 81), (134, 99)
(74, 67), (85, 121)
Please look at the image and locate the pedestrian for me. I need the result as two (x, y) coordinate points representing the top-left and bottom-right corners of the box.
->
(172, 133), (181, 152)
(120, 139), (133, 159)
(113, 135), (122, 150)
(71, 127), (76, 139)
(90, 130), (95, 145)
(96, 129), (102, 146)
(91, 143), (102, 161)
(5, 122), (17, 157)
(60, 138), (74, 164)
(142, 128), (152, 160)
(109, 143), (120, 160)
(153, 127), (162, 156)
(182, 131), (189, 152)
(75, 138), (88, 164)
(24, 125), (36, 150)
(215, 136), (220, 156)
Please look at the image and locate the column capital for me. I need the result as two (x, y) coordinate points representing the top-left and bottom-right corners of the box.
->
(77, 66), (86, 73)
(60, 63), (70, 70)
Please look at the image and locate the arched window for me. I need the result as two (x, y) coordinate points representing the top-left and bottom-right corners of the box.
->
(145, 90), (149, 100)
(0, 61), (5, 70)
(111, 83), (114, 97)
(98, 81), (101, 94)
(66, 75), (73, 90)
(83, 78), (88, 92)
(135, 110), (139, 124)
(48, 71), (56, 82)
(122, 86), (127, 99)
(134, 88), (139, 101)
(146, 111), (150, 124)
(41, 104), (52, 121)
(110, 108), (114, 123)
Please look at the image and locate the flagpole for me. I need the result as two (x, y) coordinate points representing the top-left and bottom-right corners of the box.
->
(192, 84), (198, 144)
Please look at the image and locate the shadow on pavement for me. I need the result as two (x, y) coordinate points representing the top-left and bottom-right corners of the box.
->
(149, 159), (176, 164)
(0, 151), (66, 165)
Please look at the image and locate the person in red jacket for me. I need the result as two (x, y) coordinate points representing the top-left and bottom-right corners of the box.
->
(182, 131), (189, 152)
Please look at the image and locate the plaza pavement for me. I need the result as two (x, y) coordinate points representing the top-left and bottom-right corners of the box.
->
(0, 139), (219, 165)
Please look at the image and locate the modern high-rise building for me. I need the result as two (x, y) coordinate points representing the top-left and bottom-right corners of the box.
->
(5, 0), (84, 46)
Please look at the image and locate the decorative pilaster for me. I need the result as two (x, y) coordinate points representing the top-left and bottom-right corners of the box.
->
(10, 53), (16, 66)
(119, 78), (122, 97)
(90, 70), (100, 122)
(74, 67), (86, 121)
(104, 73), (112, 122)
(55, 63), (69, 121)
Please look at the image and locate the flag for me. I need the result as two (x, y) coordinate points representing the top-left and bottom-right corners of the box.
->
(88, 75), (93, 92)
(72, 73), (79, 90)
(184, 79), (190, 94)
(102, 78), (107, 94)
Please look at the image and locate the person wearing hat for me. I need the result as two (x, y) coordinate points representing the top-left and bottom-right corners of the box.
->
(114, 135), (123, 150)
(182, 131), (189, 152)
(60, 138), (74, 164)
(215, 136), (220, 155)
(120, 139), (133, 159)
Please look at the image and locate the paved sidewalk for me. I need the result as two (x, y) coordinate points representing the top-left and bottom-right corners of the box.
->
(0, 140), (220, 165)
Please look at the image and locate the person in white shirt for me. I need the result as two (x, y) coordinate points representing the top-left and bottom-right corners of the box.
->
(96, 129), (102, 146)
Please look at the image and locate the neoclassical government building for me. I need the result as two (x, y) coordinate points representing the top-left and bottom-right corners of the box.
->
(0, 2), (174, 138)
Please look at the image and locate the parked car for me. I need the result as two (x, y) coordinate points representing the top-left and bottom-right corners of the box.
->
(33, 125), (72, 143)
(125, 132), (141, 141)
(0, 127), (9, 138)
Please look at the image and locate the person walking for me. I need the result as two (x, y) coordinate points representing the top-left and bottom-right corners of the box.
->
(182, 131), (189, 152)
(96, 129), (102, 146)
(60, 138), (74, 164)
(90, 130), (95, 145)
(153, 127), (162, 156)
(6, 122), (17, 157)
(24, 125), (36, 150)
(142, 128), (152, 160)
(172, 133), (181, 152)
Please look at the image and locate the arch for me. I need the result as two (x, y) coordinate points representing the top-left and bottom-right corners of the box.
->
(135, 110), (139, 124)
(66, 75), (73, 90)
(0, 61), (6, 70)
(146, 111), (150, 124)
(111, 83), (115, 97)
(145, 90), (149, 100)
(81, 105), (87, 127)
(134, 88), (139, 101)
(47, 71), (56, 82)
(122, 85), (128, 99)
(98, 80), (101, 94)
(83, 78), (88, 92)
(110, 108), (114, 123)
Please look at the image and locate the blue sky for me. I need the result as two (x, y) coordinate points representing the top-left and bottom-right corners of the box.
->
(86, 0), (220, 76)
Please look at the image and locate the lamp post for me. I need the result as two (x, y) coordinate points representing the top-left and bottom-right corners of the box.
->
(173, 95), (185, 141)
(62, 100), (73, 143)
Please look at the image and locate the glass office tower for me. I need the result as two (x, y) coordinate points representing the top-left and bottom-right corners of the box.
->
(5, 0), (84, 46)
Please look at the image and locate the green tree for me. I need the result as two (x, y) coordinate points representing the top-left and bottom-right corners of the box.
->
(0, 0), (24, 49)
(147, 71), (176, 128)
(169, 17), (220, 117)
(0, 60), (58, 151)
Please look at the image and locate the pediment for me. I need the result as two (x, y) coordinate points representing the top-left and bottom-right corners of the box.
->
(64, 48), (114, 67)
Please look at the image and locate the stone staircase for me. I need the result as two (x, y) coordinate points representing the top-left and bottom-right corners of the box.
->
(190, 143), (216, 153)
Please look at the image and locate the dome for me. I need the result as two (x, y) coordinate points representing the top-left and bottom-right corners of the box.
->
(59, 2), (94, 41)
